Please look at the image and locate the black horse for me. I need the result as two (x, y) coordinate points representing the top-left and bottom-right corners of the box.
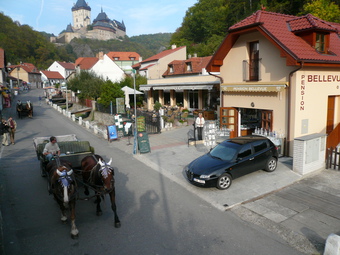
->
(46, 157), (79, 238)
(81, 154), (121, 228)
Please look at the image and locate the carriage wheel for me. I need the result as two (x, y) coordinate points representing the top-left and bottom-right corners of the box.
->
(40, 160), (47, 177)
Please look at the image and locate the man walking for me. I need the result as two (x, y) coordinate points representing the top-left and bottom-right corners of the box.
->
(8, 116), (17, 145)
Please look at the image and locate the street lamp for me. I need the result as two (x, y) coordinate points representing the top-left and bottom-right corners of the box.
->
(62, 82), (68, 113)
(132, 70), (137, 154)
(125, 69), (137, 154)
(17, 67), (20, 87)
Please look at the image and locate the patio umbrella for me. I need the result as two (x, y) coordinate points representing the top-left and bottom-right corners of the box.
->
(121, 86), (143, 108)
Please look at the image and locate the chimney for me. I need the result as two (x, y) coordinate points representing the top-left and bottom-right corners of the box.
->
(171, 45), (177, 49)
(188, 54), (192, 59)
(193, 53), (197, 57)
(96, 51), (104, 60)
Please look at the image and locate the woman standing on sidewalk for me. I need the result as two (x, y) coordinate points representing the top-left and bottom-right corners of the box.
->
(195, 112), (205, 140)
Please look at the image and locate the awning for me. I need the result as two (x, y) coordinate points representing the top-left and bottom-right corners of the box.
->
(222, 84), (287, 92)
(139, 86), (151, 91)
(139, 82), (218, 91)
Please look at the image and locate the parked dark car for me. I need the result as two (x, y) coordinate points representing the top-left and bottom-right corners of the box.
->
(184, 135), (279, 190)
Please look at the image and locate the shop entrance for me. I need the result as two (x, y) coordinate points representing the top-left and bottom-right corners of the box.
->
(220, 107), (273, 137)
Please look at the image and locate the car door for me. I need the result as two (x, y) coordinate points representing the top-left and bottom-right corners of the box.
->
(229, 143), (255, 179)
(251, 140), (271, 170)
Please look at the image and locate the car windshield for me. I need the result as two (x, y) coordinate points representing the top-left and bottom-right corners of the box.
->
(210, 142), (238, 161)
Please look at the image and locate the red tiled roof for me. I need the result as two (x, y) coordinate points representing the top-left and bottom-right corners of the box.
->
(41, 70), (64, 79)
(57, 61), (75, 70)
(209, 11), (340, 72)
(228, 11), (340, 63)
(163, 56), (212, 76)
(141, 46), (186, 64)
(75, 57), (99, 70)
(9, 63), (40, 74)
(288, 14), (337, 32)
(106, 52), (140, 61)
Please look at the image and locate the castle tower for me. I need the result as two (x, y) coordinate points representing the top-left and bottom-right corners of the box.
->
(72, 0), (91, 30)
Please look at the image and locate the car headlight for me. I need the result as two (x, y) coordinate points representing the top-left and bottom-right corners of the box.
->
(200, 174), (211, 179)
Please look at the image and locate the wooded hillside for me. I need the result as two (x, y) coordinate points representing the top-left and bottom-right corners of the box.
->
(170, 0), (340, 56)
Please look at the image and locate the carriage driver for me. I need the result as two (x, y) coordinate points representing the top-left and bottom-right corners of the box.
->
(43, 136), (60, 161)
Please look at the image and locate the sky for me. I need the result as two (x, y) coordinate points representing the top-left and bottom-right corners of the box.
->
(0, 0), (198, 36)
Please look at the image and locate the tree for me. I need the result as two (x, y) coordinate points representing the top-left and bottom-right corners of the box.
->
(67, 70), (104, 101)
(301, 0), (340, 22)
(97, 80), (124, 107)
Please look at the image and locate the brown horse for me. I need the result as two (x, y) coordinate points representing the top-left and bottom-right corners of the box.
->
(46, 157), (79, 238)
(81, 154), (121, 228)
(26, 100), (33, 118)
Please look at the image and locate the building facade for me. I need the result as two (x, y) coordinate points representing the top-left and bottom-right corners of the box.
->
(48, 61), (75, 79)
(207, 11), (340, 156)
(8, 63), (42, 88)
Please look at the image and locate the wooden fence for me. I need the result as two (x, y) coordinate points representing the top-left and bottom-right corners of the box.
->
(326, 147), (340, 170)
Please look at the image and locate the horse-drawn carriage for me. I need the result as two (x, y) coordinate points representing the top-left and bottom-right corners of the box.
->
(33, 134), (121, 238)
(17, 100), (33, 118)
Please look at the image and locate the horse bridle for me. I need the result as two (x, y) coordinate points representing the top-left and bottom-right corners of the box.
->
(52, 157), (77, 200)
(88, 158), (114, 192)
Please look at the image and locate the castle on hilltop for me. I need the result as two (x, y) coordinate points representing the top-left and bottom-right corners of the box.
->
(51, 0), (126, 44)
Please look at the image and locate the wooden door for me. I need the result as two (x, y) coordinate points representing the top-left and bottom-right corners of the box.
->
(327, 96), (335, 134)
(261, 110), (273, 131)
(220, 107), (238, 137)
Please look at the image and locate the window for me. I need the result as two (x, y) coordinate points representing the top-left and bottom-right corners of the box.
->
(315, 33), (326, 53)
(187, 63), (192, 71)
(249, 41), (260, 81)
(130, 57), (135, 60)
(253, 140), (268, 153)
(238, 144), (252, 158)
(114, 57), (119, 60)
(169, 65), (174, 73)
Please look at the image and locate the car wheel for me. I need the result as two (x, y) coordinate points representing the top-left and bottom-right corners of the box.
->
(264, 157), (277, 172)
(216, 173), (232, 190)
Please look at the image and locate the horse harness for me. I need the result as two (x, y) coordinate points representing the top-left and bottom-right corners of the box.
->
(50, 157), (78, 201)
(84, 155), (115, 195)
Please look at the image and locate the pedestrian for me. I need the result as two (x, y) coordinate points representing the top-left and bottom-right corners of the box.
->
(195, 112), (205, 140)
(7, 116), (17, 145)
(43, 136), (60, 161)
(39, 95), (42, 106)
(1, 119), (10, 146)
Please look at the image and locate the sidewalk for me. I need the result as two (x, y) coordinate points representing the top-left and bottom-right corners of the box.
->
(110, 124), (340, 254)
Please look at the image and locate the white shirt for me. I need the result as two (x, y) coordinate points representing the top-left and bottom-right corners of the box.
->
(195, 116), (205, 127)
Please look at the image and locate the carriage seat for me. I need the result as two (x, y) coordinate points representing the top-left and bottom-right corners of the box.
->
(37, 141), (95, 169)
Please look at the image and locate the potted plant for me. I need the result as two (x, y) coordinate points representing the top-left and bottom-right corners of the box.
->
(154, 101), (162, 112)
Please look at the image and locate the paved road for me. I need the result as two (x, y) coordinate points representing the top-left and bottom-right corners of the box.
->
(0, 88), (304, 255)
